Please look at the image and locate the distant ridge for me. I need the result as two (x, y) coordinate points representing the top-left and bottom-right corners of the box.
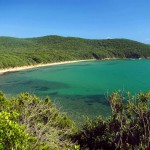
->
(0, 35), (150, 68)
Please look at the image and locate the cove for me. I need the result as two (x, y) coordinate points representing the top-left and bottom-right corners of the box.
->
(0, 59), (150, 118)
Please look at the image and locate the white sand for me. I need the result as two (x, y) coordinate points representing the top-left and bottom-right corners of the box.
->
(0, 59), (95, 75)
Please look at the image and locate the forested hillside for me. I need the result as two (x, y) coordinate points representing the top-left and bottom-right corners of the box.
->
(0, 35), (150, 68)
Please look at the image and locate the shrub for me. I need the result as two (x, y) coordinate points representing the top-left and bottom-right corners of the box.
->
(0, 92), (76, 149)
(73, 91), (150, 150)
(0, 111), (33, 150)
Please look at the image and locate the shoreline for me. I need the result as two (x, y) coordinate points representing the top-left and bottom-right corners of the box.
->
(0, 59), (95, 75)
(0, 57), (148, 75)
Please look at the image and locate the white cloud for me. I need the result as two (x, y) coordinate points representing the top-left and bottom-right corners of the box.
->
(105, 36), (112, 39)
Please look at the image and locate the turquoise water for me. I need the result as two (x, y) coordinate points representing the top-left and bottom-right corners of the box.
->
(0, 59), (150, 118)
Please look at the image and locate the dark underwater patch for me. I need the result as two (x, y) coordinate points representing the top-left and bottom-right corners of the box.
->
(23, 80), (33, 85)
(35, 86), (49, 91)
(51, 94), (109, 106)
(83, 94), (109, 106)
(48, 92), (59, 96)
(30, 80), (70, 91)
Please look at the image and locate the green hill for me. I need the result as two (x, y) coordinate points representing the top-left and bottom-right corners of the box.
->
(0, 35), (150, 68)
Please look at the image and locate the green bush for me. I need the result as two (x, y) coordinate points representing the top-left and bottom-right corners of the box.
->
(0, 111), (33, 150)
(73, 91), (150, 150)
(0, 92), (77, 150)
(1, 90), (150, 149)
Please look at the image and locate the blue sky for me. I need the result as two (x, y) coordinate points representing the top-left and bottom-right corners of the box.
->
(0, 0), (150, 43)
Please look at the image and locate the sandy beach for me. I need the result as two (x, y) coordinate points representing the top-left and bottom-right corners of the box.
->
(0, 59), (95, 75)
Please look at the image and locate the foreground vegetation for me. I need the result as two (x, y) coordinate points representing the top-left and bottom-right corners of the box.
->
(0, 35), (150, 68)
(73, 91), (150, 150)
(0, 90), (150, 149)
(0, 92), (77, 150)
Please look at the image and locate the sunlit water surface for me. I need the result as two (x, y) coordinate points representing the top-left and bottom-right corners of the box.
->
(0, 59), (150, 119)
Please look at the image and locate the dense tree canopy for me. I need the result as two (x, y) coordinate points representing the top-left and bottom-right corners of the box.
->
(0, 35), (150, 68)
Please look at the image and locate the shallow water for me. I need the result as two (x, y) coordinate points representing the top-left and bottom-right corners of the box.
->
(0, 59), (150, 118)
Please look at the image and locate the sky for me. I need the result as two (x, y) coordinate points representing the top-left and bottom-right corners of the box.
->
(0, 0), (150, 43)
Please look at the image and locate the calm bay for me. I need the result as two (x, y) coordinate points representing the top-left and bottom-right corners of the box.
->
(0, 59), (150, 118)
